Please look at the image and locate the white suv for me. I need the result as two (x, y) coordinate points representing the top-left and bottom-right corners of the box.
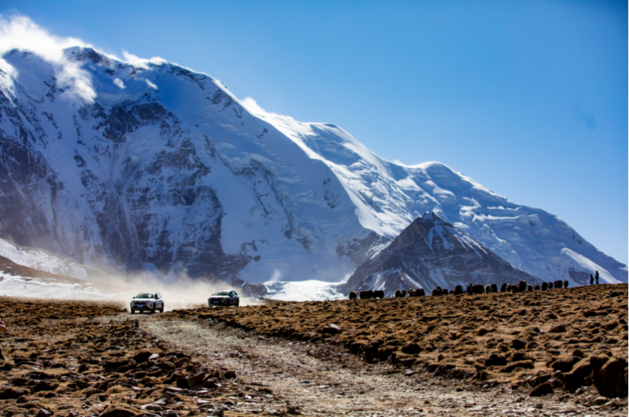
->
(130, 292), (164, 313)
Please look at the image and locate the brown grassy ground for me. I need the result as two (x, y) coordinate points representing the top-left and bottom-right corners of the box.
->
(0, 284), (626, 416)
(165, 284), (628, 397)
(0, 298), (263, 417)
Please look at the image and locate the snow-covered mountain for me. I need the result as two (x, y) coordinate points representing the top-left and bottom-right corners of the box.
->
(341, 212), (541, 296)
(0, 235), (111, 281)
(0, 45), (626, 289)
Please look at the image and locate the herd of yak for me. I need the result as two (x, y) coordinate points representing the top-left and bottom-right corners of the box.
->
(348, 279), (572, 300)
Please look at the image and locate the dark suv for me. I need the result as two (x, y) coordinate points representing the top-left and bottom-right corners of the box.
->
(208, 290), (239, 307)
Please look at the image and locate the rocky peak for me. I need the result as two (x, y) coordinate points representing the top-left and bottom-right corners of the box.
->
(341, 212), (541, 296)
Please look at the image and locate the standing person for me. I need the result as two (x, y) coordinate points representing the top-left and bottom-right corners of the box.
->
(595, 271), (599, 285)
(590, 274), (594, 285)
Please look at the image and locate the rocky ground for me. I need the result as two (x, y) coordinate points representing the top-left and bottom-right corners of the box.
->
(0, 284), (626, 416)
(0, 298), (264, 417)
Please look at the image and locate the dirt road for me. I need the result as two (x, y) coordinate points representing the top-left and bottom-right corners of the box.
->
(142, 317), (623, 416)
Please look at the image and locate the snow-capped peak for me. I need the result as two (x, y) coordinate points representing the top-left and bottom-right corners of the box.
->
(0, 18), (625, 296)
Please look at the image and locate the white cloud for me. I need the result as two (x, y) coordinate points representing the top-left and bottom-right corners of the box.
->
(0, 14), (168, 104)
(241, 97), (266, 116)
(241, 97), (295, 122)
(113, 77), (125, 89)
(0, 14), (96, 103)
(121, 48), (167, 69)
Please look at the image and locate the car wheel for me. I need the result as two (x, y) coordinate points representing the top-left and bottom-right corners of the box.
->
(235, 300), (240, 307)
(151, 306), (156, 314)
(160, 304), (164, 313)
(130, 309), (135, 314)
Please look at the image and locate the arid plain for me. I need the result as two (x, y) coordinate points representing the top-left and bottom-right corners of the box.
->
(0, 284), (626, 416)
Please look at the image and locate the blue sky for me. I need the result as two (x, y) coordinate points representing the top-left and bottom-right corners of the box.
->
(3, 0), (627, 264)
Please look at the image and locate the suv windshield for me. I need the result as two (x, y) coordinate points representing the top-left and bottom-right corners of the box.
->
(214, 291), (230, 296)
(136, 293), (154, 299)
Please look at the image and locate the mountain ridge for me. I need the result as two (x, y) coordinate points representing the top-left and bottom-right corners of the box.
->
(0, 45), (625, 289)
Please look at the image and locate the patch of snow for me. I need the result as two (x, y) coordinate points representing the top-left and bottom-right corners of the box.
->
(263, 280), (344, 302)
(113, 77), (125, 89)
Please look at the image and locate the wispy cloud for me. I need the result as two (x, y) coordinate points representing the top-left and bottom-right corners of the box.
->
(0, 13), (97, 103)
(0, 14), (169, 104)
(122, 48), (167, 69)
(241, 97), (295, 122)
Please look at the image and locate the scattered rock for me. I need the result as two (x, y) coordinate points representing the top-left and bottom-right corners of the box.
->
(185, 372), (206, 388)
(287, 406), (302, 415)
(591, 396), (608, 406)
(322, 324), (343, 335)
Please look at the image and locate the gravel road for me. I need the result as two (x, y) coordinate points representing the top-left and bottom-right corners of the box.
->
(141, 317), (625, 416)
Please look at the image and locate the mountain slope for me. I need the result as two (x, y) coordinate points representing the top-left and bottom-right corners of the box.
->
(0, 45), (625, 288)
(341, 212), (540, 296)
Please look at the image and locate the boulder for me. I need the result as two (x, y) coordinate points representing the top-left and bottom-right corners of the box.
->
(186, 372), (207, 389)
(365, 339), (382, 364)
(591, 356), (628, 398)
(529, 382), (554, 397)
(401, 342), (422, 354)
(511, 339), (526, 350)
(562, 358), (593, 393)
(484, 354), (507, 367)
(0, 386), (30, 399)
(551, 356), (580, 373)
(33, 381), (59, 392)
(133, 350), (153, 363)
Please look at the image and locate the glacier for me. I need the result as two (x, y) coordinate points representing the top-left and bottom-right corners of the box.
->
(0, 43), (625, 291)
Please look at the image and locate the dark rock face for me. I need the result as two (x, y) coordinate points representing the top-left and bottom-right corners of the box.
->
(336, 232), (391, 265)
(341, 212), (541, 296)
(226, 276), (268, 298)
(0, 51), (256, 282)
(1, 108), (238, 280)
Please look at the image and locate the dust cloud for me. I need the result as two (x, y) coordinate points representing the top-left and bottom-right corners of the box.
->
(89, 271), (265, 311)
